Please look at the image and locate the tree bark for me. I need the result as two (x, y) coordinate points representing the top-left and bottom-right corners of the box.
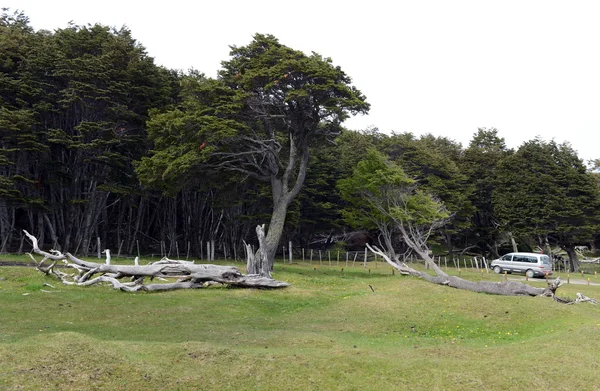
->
(508, 232), (519, 253)
(376, 223), (397, 263)
(260, 136), (310, 271)
(263, 199), (290, 266)
(563, 245), (580, 272)
(247, 225), (271, 278)
(0, 200), (9, 252)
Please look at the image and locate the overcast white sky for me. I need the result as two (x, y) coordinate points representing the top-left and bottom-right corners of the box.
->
(6, 0), (600, 162)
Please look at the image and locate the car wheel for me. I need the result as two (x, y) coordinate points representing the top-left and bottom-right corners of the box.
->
(493, 266), (502, 274)
(526, 269), (535, 279)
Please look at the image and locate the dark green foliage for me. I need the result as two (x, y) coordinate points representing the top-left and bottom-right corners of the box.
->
(137, 75), (247, 193)
(290, 140), (345, 245)
(338, 149), (415, 230)
(1, 10), (598, 264)
(376, 132), (474, 253)
(493, 138), (600, 269)
(461, 128), (512, 256)
(379, 133), (473, 225)
(338, 149), (449, 258)
(0, 10), (178, 252)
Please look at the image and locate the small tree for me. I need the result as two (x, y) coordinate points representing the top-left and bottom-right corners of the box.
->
(379, 132), (474, 257)
(338, 149), (449, 263)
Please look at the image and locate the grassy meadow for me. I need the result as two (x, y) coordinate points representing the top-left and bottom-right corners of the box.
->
(1, 256), (600, 391)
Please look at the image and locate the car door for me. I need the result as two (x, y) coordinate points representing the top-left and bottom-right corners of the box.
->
(500, 253), (513, 270)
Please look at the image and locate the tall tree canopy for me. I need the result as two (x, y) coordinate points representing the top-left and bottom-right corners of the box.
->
(138, 34), (369, 273)
(461, 128), (512, 257)
(0, 10), (178, 253)
(493, 138), (600, 270)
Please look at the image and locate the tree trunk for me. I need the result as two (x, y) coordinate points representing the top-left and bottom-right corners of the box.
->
(589, 240), (598, 255)
(261, 136), (310, 270)
(43, 213), (59, 250)
(263, 198), (290, 268)
(537, 234), (552, 257)
(0, 200), (8, 252)
(367, 244), (569, 301)
(445, 231), (454, 264)
(127, 196), (145, 255)
(563, 245), (580, 272)
(508, 232), (518, 253)
(377, 223), (397, 263)
(246, 225), (271, 278)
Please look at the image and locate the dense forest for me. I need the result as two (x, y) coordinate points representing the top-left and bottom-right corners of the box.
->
(1, 10), (599, 271)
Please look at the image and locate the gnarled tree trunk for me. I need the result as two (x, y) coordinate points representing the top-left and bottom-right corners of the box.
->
(245, 224), (271, 278)
(562, 245), (580, 272)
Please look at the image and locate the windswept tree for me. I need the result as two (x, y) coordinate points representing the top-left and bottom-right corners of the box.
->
(138, 34), (369, 276)
(379, 133), (474, 256)
(338, 149), (449, 262)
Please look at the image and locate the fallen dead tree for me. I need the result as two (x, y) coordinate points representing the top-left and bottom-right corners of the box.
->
(24, 230), (289, 291)
(338, 150), (597, 305)
(366, 244), (597, 305)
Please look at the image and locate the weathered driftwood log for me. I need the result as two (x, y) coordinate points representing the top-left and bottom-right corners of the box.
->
(24, 230), (289, 291)
(366, 244), (596, 304)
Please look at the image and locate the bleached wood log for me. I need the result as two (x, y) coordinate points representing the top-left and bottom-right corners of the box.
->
(24, 230), (289, 291)
(575, 293), (599, 304)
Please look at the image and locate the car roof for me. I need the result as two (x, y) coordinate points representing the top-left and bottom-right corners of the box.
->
(505, 252), (546, 256)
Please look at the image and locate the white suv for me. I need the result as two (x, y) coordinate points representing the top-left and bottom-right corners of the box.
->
(490, 252), (553, 278)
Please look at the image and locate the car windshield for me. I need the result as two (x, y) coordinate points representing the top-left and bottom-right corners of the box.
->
(501, 254), (512, 261)
(541, 255), (551, 265)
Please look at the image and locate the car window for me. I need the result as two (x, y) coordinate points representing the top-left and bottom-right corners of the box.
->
(501, 254), (512, 261)
(541, 255), (551, 265)
(514, 255), (537, 263)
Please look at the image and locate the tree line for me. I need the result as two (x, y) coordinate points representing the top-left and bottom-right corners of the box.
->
(1, 10), (599, 271)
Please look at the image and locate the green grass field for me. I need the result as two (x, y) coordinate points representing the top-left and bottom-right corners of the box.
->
(1, 257), (600, 390)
